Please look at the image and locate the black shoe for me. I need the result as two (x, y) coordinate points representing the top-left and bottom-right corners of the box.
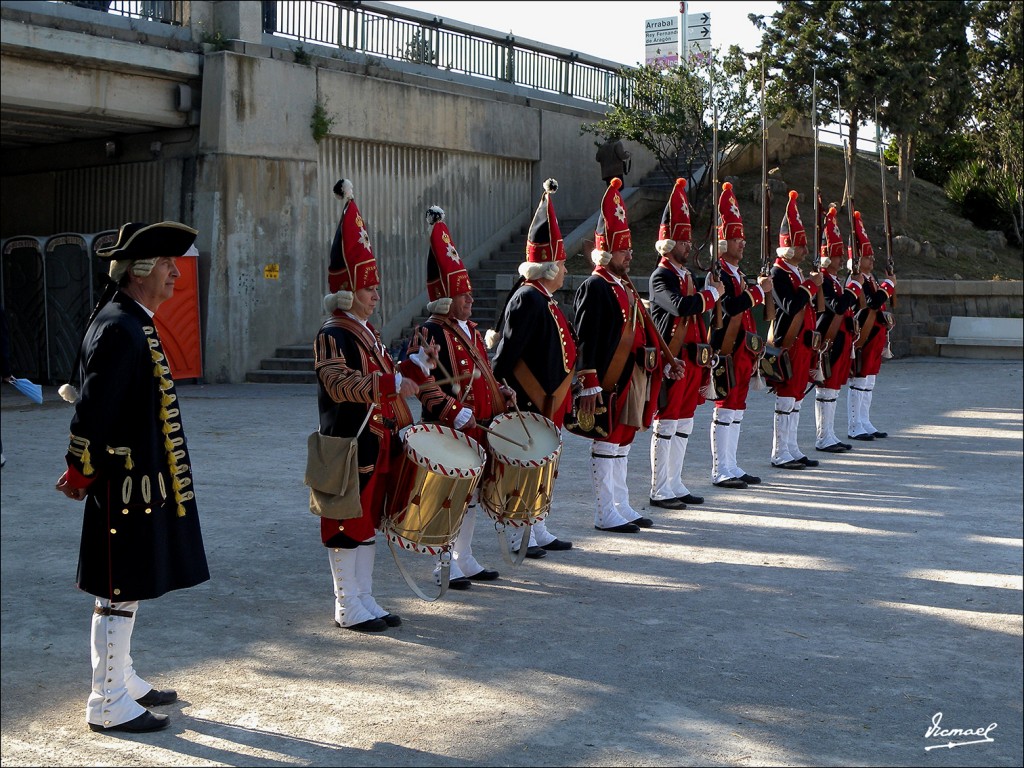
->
(468, 568), (500, 581)
(771, 460), (805, 469)
(379, 613), (402, 627)
(631, 516), (654, 528)
(541, 539), (573, 551)
(335, 617), (389, 631)
(739, 473), (762, 485)
(816, 443), (846, 453)
(838, 441), (853, 451)
(512, 546), (548, 559)
(446, 576), (472, 590)
(595, 522), (641, 533)
(796, 456), (819, 467)
(712, 477), (748, 489)
(89, 711), (170, 733)
(135, 688), (177, 708)
(649, 497), (687, 510)
(849, 433), (874, 441)
(872, 431), (888, 438)
(679, 494), (704, 505)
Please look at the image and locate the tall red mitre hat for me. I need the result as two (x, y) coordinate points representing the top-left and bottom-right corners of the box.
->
(820, 206), (844, 262)
(594, 177), (631, 253)
(425, 206), (472, 302)
(328, 179), (380, 294)
(526, 178), (566, 263)
(717, 181), (745, 241)
(852, 210), (874, 259)
(658, 178), (692, 243)
(779, 190), (807, 248)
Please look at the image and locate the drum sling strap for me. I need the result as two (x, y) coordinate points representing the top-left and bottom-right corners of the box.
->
(387, 538), (452, 602)
(601, 299), (638, 392)
(512, 359), (572, 422)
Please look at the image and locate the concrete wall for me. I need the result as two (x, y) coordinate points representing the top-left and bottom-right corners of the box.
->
(895, 279), (1024, 357)
(0, 0), (659, 382)
(192, 40), (656, 380)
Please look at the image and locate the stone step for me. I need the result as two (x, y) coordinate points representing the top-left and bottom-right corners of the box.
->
(274, 345), (312, 359)
(245, 368), (316, 384)
(259, 356), (315, 371)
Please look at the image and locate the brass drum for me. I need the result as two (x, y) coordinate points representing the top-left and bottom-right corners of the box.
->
(383, 424), (486, 555)
(480, 412), (562, 529)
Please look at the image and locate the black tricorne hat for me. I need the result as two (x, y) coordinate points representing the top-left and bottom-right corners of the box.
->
(97, 221), (197, 261)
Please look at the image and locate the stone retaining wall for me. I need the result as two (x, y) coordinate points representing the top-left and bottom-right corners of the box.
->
(893, 280), (1023, 357)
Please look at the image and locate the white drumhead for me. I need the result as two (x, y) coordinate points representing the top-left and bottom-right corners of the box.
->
(406, 425), (485, 471)
(488, 412), (560, 462)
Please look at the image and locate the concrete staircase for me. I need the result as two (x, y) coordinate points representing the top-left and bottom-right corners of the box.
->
(244, 218), (582, 383)
(245, 343), (316, 383)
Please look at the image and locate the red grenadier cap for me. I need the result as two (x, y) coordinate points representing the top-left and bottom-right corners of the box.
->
(656, 178), (692, 254)
(592, 177), (631, 266)
(778, 190), (807, 253)
(325, 179), (380, 315)
(425, 206), (471, 314)
(717, 181), (745, 249)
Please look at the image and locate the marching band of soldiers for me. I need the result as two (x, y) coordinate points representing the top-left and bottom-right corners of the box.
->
(308, 171), (896, 602)
(56, 168), (895, 732)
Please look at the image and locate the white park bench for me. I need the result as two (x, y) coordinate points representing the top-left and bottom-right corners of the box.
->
(935, 316), (1023, 359)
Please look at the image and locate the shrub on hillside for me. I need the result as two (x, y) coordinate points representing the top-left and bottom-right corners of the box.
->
(946, 160), (1022, 246)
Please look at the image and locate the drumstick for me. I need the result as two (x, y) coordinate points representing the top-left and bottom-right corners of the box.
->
(501, 378), (534, 447)
(476, 424), (529, 451)
(424, 370), (477, 391)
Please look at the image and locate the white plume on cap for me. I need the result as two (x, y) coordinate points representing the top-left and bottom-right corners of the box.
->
(543, 178), (558, 194)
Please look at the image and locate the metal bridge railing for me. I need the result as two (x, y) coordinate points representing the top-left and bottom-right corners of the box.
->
(62, 0), (186, 25)
(263, 0), (631, 106)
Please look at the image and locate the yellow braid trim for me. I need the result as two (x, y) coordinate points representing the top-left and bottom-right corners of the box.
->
(81, 446), (94, 476)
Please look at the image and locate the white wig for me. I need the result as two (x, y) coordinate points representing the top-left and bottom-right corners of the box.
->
(590, 248), (612, 267)
(323, 290), (354, 314)
(518, 261), (561, 281)
(655, 239), (676, 256)
(426, 297), (452, 315)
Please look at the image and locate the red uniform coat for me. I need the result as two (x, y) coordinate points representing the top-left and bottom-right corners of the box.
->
(492, 281), (578, 429)
(573, 266), (663, 442)
(649, 258), (716, 420)
(316, 313), (417, 545)
(414, 315), (506, 445)
(852, 274), (896, 377)
(712, 259), (766, 411)
(770, 258), (819, 400)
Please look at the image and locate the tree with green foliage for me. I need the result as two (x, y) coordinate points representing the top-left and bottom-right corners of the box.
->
(580, 51), (758, 222)
(968, 0), (1023, 244)
(754, 1), (891, 206)
(879, 0), (971, 223)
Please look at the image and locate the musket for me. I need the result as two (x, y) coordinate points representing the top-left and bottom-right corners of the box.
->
(875, 102), (895, 279)
(759, 59), (775, 324)
(842, 139), (859, 277)
(838, 86), (859, 276)
(812, 67), (825, 314)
